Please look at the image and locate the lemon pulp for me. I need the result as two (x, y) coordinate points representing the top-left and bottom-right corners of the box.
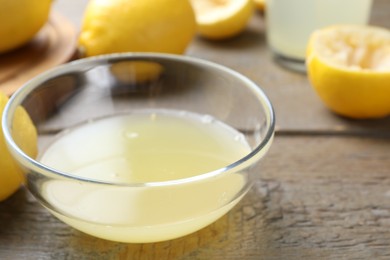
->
(307, 25), (390, 119)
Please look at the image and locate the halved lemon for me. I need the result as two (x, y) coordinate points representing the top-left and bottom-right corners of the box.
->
(190, 0), (254, 40)
(306, 24), (390, 119)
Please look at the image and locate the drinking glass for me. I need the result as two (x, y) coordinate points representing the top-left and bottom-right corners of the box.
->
(266, 0), (373, 72)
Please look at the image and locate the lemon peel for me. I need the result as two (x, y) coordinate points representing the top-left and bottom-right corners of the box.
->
(78, 0), (196, 57)
(0, 0), (51, 53)
(0, 92), (38, 201)
(110, 61), (163, 85)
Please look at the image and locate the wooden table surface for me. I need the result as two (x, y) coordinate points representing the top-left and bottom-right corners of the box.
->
(1, 1), (390, 259)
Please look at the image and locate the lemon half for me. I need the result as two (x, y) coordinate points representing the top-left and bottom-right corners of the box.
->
(190, 0), (254, 40)
(307, 25), (390, 119)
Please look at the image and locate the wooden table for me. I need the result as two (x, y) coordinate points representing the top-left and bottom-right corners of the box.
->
(1, 1), (390, 259)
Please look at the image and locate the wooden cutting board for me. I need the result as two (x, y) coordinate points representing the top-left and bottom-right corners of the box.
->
(0, 12), (77, 96)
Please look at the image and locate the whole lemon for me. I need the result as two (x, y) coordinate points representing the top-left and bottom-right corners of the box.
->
(0, 0), (52, 53)
(0, 92), (38, 201)
(307, 25), (390, 119)
(78, 0), (197, 57)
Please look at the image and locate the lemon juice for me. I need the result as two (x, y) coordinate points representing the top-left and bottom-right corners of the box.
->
(40, 110), (252, 243)
(266, 0), (372, 60)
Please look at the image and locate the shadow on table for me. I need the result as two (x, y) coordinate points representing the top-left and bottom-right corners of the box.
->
(0, 188), (30, 235)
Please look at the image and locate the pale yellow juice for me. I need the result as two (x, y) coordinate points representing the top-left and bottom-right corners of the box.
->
(40, 110), (252, 243)
(266, 0), (372, 60)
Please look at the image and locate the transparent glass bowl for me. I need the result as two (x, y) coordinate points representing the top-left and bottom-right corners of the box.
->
(2, 53), (275, 243)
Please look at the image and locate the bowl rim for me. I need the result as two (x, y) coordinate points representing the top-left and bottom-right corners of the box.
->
(2, 52), (275, 187)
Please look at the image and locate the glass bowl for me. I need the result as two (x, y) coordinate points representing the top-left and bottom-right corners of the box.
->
(2, 53), (275, 243)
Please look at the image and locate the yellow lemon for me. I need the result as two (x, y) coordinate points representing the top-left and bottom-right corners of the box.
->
(0, 92), (38, 201)
(190, 0), (254, 40)
(110, 61), (163, 85)
(78, 0), (196, 57)
(0, 0), (52, 53)
(253, 0), (265, 11)
(306, 25), (390, 119)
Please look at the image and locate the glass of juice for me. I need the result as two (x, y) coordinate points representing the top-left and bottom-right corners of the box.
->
(2, 53), (275, 243)
(265, 0), (373, 72)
